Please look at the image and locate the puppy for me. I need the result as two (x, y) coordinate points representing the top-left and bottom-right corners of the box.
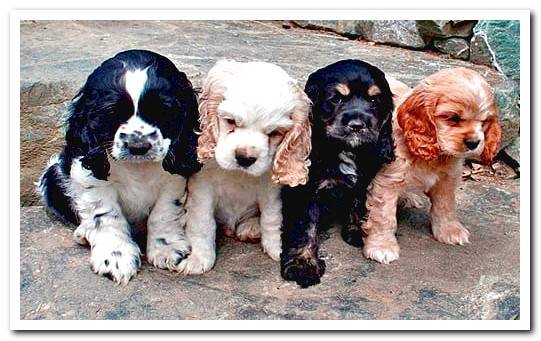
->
(37, 50), (201, 283)
(362, 67), (502, 264)
(178, 60), (311, 274)
(280, 59), (395, 287)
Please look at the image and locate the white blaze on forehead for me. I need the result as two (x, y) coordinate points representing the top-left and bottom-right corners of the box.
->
(124, 68), (149, 115)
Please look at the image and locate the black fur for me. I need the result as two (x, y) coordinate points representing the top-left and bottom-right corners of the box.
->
(39, 49), (201, 224)
(280, 59), (395, 288)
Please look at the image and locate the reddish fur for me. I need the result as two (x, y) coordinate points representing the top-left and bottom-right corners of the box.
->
(480, 116), (502, 164)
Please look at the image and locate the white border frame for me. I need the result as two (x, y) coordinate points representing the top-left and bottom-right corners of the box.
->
(10, 9), (530, 331)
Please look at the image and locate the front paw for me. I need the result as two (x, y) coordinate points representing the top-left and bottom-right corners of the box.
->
(261, 236), (281, 261)
(363, 236), (400, 264)
(147, 238), (191, 271)
(341, 224), (364, 247)
(433, 221), (471, 245)
(281, 250), (326, 288)
(178, 252), (216, 275)
(90, 236), (141, 284)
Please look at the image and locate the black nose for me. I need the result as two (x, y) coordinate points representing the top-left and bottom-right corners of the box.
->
(347, 119), (367, 132)
(127, 142), (152, 155)
(120, 131), (156, 156)
(235, 153), (257, 168)
(465, 139), (480, 150)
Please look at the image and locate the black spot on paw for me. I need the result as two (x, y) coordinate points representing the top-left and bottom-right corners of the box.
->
(103, 272), (115, 282)
(104, 259), (109, 266)
(341, 225), (364, 247)
(116, 262), (119, 270)
(173, 199), (182, 206)
(111, 251), (122, 257)
(174, 250), (188, 265)
(281, 254), (326, 288)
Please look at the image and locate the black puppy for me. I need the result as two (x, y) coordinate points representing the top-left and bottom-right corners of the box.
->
(280, 59), (395, 288)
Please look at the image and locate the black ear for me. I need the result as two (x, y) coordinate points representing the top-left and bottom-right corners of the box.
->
(376, 114), (395, 163)
(81, 147), (110, 180)
(304, 78), (321, 111)
(162, 83), (202, 177)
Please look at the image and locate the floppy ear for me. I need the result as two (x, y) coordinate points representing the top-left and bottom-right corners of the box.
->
(162, 80), (202, 177)
(272, 85), (312, 187)
(396, 87), (441, 160)
(480, 116), (502, 165)
(375, 114), (395, 163)
(65, 89), (112, 181)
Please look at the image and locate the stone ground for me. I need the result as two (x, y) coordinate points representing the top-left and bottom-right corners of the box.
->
(21, 178), (520, 320)
(19, 20), (521, 320)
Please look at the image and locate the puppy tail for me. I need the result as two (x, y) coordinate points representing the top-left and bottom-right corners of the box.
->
(36, 154), (79, 226)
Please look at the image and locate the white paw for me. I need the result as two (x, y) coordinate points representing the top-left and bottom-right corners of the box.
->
(261, 236), (281, 261)
(90, 236), (141, 284)
(178, 252), (216, 275)
(235, 217), (261, 242)
(433, 222), (471, 245)
(363, 238), (400, 264)
(146, 238), (191, 271)
(73, 223), (91, 245)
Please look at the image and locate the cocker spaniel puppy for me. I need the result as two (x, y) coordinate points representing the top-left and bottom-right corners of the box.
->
(178, 60), (311, 274)
(38, 50), (201, 284)
(280, 59), (395, 287)
(362, 67), (502, 264)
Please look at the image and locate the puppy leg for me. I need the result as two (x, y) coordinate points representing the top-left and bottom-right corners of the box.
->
(258, 186), (282, 261)
(342, 196), (366, 248)
(362, 162), (406, 264)
(146, 175), (191, 271)
(178, 177), (217, 275)
(280, 186), (325, 288)
(70, 160), (141, 284)
(428, 172), (470, 245)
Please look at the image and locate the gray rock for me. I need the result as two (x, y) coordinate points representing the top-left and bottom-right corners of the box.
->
(20, 177), (519, 320)
(288, 20), (362, 37)
(358, 20), (426, 49)
(503, 136), (520, 166)
(416, 20), (477, 40)
(470, 20), (520, 81)
(433, 38), (470, 60)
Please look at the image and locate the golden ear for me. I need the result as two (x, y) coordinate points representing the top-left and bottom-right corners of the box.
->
(272, 86), (312, 187)
(396, 88), (441, 160)
(196, 88), (221, 162)
(480, 116), (502, 165)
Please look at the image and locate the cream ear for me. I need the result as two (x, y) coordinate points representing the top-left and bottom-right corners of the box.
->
(196, 60), (240, 162)
(272, 85), (312, 187)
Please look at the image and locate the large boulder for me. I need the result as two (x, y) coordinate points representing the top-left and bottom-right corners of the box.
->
(433, 37), (470, 60)
(416, 20), (477, 40)
(357, 20), (426, 49)
(285, 20), (362, 38)
(470, 20), (520, 82)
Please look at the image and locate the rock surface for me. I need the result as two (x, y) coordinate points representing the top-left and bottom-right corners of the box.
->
(20, 177), (519, 320)
(416, 20), (477, 40)
(433, 37), (470, 60)
(471, 20), (520, 81)
(357, 20), (426, 49)
(20, 20), (520, 204)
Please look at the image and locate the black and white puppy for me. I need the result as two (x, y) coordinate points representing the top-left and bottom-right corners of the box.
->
(280, 59), (395, 287)
(38, 50), (201, 284)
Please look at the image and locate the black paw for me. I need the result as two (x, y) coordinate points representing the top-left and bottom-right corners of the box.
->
(281, 253), (326, 288)
(341, 224), (364, 247)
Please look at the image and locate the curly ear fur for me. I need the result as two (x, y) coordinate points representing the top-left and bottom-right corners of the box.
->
(397, 88), (441, 160)
(480, 116), (502, 165)
(196, 60), (240, 162)
(272, 85), (312, 187)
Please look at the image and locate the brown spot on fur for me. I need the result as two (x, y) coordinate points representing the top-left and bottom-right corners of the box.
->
(368, 85), (381, 97)
(335, 83), (350, 96)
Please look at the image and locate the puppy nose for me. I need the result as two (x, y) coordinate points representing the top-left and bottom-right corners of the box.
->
(465, 139), (480, 150)
(120, 132), (153, 156)
(347, 119), (367, 131)
(235, 151), (257, 168)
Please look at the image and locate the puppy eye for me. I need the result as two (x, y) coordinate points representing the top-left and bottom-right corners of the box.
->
(330, 95), (343, 105)
(447, 114), (462, 124)
(268, 129), (286, 139)
(224, 118), (237, 126)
